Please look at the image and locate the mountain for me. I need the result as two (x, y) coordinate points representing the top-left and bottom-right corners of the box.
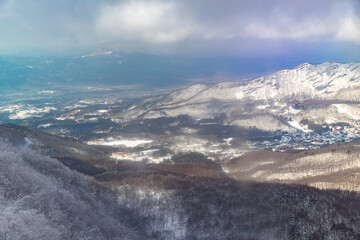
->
(5, 136), (360, 239)
(225, 139), (360, 192)
(4, 61), (360, 238)
(0, 124), (107, 175)
(0, 140), (147, 240)
(3, 28), (360, 239)
(115, 62), (360, 132)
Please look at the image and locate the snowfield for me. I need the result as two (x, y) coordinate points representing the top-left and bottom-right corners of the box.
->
(0, 104), (56, 119)
(127, 63), (360, 107)
(87, 137), (152, 147)
(114, 62), (360, 132)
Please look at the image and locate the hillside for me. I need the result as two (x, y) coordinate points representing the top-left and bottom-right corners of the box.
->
(113, 62), (360, 133)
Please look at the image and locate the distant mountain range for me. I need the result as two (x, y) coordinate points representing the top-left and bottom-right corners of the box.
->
(116, 62), (360, 132)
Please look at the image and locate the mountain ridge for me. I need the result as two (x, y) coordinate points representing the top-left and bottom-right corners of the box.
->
(114, 62), (360, 124)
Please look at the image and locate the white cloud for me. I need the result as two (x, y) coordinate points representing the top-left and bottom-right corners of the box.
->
(96, 1), (194, 43)
(93, 0), (360, 48)
(242, 15), (360, 44)
(243, 19), (333, 40)
(336, 17), (360, 43)
(0, 0), (360, 54)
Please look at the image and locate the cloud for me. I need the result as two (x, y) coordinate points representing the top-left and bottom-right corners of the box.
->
(96, 1), (194, 43)
(337, 17), (360, 43)
(239, 1), (360, 44)
(94, 0), (360, 47)
(0, 0), (359, 55)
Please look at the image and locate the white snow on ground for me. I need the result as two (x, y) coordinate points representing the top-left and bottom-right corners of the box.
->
(127, 105), (136, 110)
(170, 135), (247, 161)
(0, 104), (56, 119)
(181, 128), (198, 134)
(116, 62), (360, 122)
(223, 138), (233, 144)
(252, 170), (267, 178)
(55, 109), (82, 121)
(334, 104), (360, 120)
(78, 98), (122, 105)
(81, 50), (112, 58)
(56, 116), (75, 120)
(235, 91), (244, 99)
(38, 90), (55, 94)
(288, 106), (301, 114)
(325, 118), (338, 124)
(97, 109), (109, 113)
(63, 104), (88, 110)
(38, 123), (53, 128)
(288, 120), (312, 132)
(256, 105), (270, 110)
(24, 138), (32, 148)
(231, 115), (289, 131)
(93, 134), (248, 163)
(87, 138), (152, 147)
(111, 150), (171, 163)
(68, 147), (88, 156)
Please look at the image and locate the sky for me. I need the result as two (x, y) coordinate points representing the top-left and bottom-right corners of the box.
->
(0, 0), (359, 62)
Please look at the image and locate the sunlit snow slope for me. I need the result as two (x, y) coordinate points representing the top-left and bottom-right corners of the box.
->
(116, 62), (360, 122)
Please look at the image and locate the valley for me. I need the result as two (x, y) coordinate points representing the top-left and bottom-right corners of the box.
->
(2, 0), (360, 238)
(3, 62), (360, 239)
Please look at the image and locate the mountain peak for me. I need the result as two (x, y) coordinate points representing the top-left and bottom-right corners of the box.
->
(295, 62), (312, 69)
(117, 62), (360, 122)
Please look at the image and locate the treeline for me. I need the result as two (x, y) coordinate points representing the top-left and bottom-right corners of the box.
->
(118, 172), (360, 239)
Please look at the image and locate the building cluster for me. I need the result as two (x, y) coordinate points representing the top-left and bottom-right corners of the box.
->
(256, 125), (360, 151)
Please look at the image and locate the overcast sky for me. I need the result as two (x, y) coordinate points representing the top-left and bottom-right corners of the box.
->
(0, 0), (359, 60)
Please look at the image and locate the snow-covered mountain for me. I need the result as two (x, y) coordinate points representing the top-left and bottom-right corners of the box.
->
(233, 62), (360, 101)
(0, 140), (146, 239)
(114, 62), (360, 132)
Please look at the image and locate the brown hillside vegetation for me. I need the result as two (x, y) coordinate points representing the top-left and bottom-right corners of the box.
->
(225, 140), (360, 192)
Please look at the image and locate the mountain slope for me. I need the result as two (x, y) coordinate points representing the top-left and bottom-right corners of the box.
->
(0, 123), (105, 161)
(0, 124), (108, 175)
(224, 140), (360, 192)
(4, 136), (360, 239)
(0, 140), (147, 239)
(114, 62), (360, 132)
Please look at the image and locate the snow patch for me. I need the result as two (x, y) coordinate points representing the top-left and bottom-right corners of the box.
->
(38, 123), (53, 128)
(0, 104), (56, 119)
(24, 138), (32, 148)
(334, 104), (360, 120)
(87, 138), (152, 147)
(288, 120), (312, 132)
(38, 90), (55, 94)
